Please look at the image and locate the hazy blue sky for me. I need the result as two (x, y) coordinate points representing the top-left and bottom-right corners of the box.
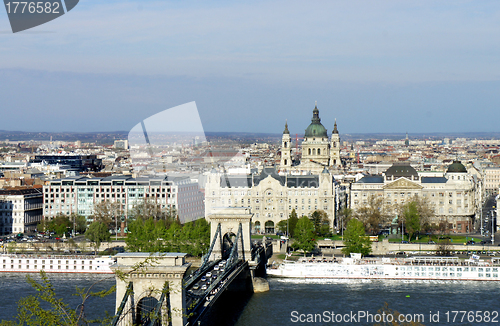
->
(1, 1), (500, 134)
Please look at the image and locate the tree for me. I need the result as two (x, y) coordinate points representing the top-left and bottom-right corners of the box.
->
(125, 217), (210, 256)
(402, 201), (420, 241)
(85, 221), (111, 254)
(292, 216), (316, 256)
(336, 207), (352, 235)
(395, 195), (435, 239)
(276, 220), (288, 234)
(72, 213), (88, 234)
(341, 218), (372, 256)
(354, 195), (389, 235)
(38, 214), (72, 236)
(438, 218), (452, 235)
(309, 210), (331, 237)
(92, 200), (122, 230)
(130, 200), (177, 222)
(288, 209), (299, 238)
(436, 239), (452, 256)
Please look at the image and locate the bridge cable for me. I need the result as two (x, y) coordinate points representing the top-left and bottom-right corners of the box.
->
(111, 282), (134, 326)
(146, 281), (170, 326)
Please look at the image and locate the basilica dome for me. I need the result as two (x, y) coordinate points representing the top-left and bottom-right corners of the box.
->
(304, 105), (328, 138)
(447, 160), (467, 173)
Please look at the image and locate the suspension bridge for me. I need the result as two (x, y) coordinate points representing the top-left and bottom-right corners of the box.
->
(110, 208), (271, 326)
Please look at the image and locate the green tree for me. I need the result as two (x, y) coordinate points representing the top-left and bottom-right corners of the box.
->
(341, 218), (372, 256)
(402, 201), (420, 241)
(85, 221), (111, 254)
(38, 214), (72, 236)
(125, 218), (210, 256)
(276, 220), (288, 234)
(292, 216), (316, 256)
(73, 214), (88, 234)
(309, 210), (331, 237)
(288, 209), (299, 238)
(395, 195), (434, 239)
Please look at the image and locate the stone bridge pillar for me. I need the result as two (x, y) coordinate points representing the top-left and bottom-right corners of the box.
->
(207, 207), (253, 261)
(111, 253), (191, 326)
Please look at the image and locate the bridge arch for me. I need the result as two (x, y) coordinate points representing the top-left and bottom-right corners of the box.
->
(222, 232), (236, 259)
(207, 207), (253, 261)
(111, 253), (190, 326)
(136, 296), (160, 325)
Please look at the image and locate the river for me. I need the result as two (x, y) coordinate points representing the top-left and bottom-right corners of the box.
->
(1, 273), (499, 325)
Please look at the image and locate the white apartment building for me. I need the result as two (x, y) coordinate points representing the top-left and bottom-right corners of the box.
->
(483, 167), (500, 196)
(205, 167), (347, 234)
(43, 175), (204, 223)
(350, 161), (477, 233)
(0, 186), (43, 235)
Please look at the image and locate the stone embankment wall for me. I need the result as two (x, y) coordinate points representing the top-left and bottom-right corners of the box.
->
(313, 239), (498, 256)
(3, 240), (127, 253)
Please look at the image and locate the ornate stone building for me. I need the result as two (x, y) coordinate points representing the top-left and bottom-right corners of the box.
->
(280, 104), (341, 174)
(350, 161), (477, 233)
(204, 167), (346, 234)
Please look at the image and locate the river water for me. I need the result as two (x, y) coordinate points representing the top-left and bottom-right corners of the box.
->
(1, 273), (499, 325)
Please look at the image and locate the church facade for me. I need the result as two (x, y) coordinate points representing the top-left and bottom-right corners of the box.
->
(280, 104), (341, 174)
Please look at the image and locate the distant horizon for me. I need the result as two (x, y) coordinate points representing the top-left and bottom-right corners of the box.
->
(2, 129), (500, 141)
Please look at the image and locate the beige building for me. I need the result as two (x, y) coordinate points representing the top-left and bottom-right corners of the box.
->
(350, 161), (477, 233)
(205, 167), (346, 234)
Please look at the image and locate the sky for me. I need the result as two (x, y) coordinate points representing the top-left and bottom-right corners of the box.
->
(1, 0), (500, 135)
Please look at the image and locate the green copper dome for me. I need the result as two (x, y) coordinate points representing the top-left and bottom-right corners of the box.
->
(447, 160), (467, 173)
(304, 105), (328, 138)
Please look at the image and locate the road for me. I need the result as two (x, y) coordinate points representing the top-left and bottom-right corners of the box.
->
(479, 194), (498, 244)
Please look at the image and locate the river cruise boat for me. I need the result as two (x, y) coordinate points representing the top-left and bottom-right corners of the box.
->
(0, 254), (115, 274)
(267, 256), (500, 281)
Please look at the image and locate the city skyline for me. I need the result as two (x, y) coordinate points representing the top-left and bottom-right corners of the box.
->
(1, 1), (500, 134)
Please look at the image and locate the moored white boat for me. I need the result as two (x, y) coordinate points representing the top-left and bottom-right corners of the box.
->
(267, 256), (500, 281)
(0, 254), (115, 274)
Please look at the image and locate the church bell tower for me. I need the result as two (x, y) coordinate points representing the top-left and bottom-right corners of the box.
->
(330, 119), (341, 168)
(280, 121), (292, 171)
